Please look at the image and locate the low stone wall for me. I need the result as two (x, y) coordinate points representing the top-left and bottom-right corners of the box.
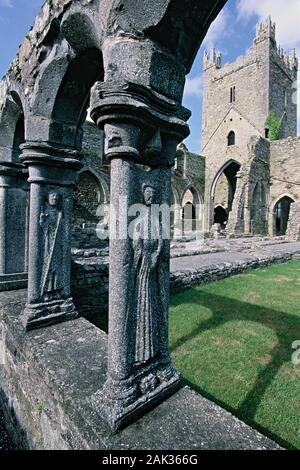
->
(71, 260), (109, 330)
(170, 252), (295, 292)
(71, 226), (108, 250)
(70, 251), (297, 325)
(0, 290), (281, 450)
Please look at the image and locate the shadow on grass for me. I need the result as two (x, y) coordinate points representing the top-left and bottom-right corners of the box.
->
(170, 289), (300, 450)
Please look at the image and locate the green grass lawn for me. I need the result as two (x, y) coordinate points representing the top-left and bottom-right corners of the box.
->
(169, 260), (300, 449)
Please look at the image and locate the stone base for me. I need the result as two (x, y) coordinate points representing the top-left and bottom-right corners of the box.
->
(22, 297), (78, 331)
(0, 290), (282, 450)
(0, 273), (28, 292)
(91, 363), (181, 432)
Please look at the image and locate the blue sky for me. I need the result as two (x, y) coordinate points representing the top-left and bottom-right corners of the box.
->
(1, 0), (299, 153)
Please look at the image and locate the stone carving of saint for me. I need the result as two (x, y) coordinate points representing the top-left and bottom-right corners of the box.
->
(40, 190), (63, 301)
(130, 184), (164, 365)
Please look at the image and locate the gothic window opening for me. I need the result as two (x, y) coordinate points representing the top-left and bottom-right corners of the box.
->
(227, 130), (235, 146)
(230, 86), (236, 103)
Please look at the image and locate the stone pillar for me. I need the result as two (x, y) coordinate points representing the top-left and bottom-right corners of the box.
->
(173, 205), (183, 239)
(0, 162), (29, 290)
(20, 142), (82, 331)
(90, 80), (190, 431)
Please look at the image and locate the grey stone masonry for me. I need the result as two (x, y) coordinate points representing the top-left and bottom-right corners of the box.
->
(286, 202), (300, 240)
(20, 142), (82, 331)
(0, 162), (29, 290)
(0, 290), (281, 450)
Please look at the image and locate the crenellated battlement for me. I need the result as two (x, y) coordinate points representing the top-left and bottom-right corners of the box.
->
(202, 16), (298, 147)
(254, 16), (298, 74)
(203, 17), (298, 77)
(255, 16), (276, 43)
(203, 48), (222, 70)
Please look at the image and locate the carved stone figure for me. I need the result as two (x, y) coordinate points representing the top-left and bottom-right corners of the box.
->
(130, 184), (164, 365)
(40, 190), (63, 301)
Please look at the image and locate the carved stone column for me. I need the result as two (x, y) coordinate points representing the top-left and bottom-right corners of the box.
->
(0, 161), (29, 291)
(90, 81), (190, 431)
(20, 142), (82, 331)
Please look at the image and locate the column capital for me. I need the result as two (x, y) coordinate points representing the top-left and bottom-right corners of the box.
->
(20, 141), (83, 187)
(90, 80), (190, 167)
(0, 160), (28, 177)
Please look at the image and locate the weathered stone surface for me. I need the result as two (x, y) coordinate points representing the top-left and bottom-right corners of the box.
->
(19, 142), (82, 331)
(90, 73), (190, 430)
(286, 202), (300, 240)
(201, 17), (299, 237)
(70, 239), (300, 328)
(0, 292), (281, 450)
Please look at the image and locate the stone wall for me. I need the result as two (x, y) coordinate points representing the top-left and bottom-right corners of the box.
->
(269, 45), (297, 139)
(0, 289), (280, 450)
(70, 247), (297, 327)
(71, 259), (109, 330)
(201, 18), (298, 234)
(286, 202), (300, 240)
(170, 252), (296, 292)
(269, 137), (300, 203)
(214, 172), (229, 209)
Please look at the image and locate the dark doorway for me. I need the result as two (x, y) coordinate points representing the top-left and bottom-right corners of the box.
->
(214, 205), (228, 227)
(274, 196), (294, 235)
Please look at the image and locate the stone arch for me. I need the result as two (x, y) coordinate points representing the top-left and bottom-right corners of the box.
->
(181, 184), (203, 232)
(51, 46), (103, 148)
(0, 90), (29, 279)
(250, 181), (268, 235)
(26, 10), (103, 148)
(0, 0), (232, 430)
(73, 169), (107, 227)
(0, 91), (26, 162)
(209, 159), (241, 229)
(271, 194), (295, 236)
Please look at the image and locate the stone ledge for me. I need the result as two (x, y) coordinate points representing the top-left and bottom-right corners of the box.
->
(0, 290), (281, 450)
(0, 273), (28, 292)
(170, 252), (299, 292)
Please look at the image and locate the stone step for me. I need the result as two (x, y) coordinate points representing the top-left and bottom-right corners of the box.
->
(0, 273), (28, 292)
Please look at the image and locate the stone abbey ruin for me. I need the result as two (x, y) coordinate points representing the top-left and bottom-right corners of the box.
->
(0, 0), (299, 450)
(73, 16), (300, 243)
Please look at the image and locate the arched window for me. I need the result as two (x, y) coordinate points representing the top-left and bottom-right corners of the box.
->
(230, 86), (236, 103)
(227, 131), (235, 146)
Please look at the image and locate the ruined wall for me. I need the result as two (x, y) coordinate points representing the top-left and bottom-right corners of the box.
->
(269, 137), (300, 235)
(201, 18), (298, 233)
(214, 172), (229, 209)
(72, 122), (109, 248)
(202, 42), (268, 152)
(286, 202), (300, 240)
(269, 47), (297, 139)
(225, 137), (270, 235)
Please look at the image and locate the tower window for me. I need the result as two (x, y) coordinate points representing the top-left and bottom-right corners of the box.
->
(230, 86), (236, 103)
(284, 90), (288, 108)
(227, 131), (235, 146)
(265, 128), (269, 138)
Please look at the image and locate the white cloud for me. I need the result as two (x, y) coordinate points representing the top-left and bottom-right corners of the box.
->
(184, 74), (203, 98)
(237, 0), (300, 49)
(202, 8), (230, 51)
(237, 0), (300, 132)
(0, 0), (13, 7)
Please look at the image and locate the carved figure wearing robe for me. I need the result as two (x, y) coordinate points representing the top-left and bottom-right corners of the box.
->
(39, 190), (63, 301)
(130, 184), (164, 365)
